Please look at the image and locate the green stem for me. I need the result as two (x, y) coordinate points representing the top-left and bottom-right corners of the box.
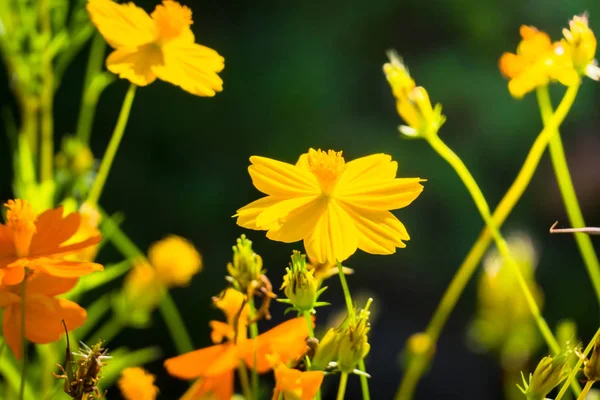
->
(337, 372), (349, 400)
(76, 73), (115, 144)
(577, 381), (594, 400)
(19, 279), (26, 400)
(76, 295), (111, 340)
(395, 83), (581, 400)
(158, 293), (194, 354)
(0, 338), (33, 399)
(39, 0), (54, 183)
(238, 361), (253, 400)
(304, 311), (315, 337)
(556, 327), (600, 400)
(337, 261), (354, 316)
(427, 133), (558, 350)
(537, 85), (600, 305)
(337, 261), (371, 400)
(89, 317), (122, 345)
(248, 297), (259, 398)
(86, 83), (137, 205)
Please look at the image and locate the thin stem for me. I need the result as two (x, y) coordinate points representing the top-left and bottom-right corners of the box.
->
(337, 372), (349, 400)
(248, 297), (259, 398)
(18, 279), (26, 400)
(577, 381), (594, 400)
(159, 293), (194, 354)
(395, 83), (581, 400)
(337, 262), (371, 400)
(550, 222), (600, 235)
(88, 317), (122, 345)
(304, 311), (315, 337)
(86, 83), (137, 205)
(537, 85), (600, 304)
(556, 327), (600, 400)
(40, 0), (54, 183)
(337, 261), (354, 316)
(238, 361), (253, 400)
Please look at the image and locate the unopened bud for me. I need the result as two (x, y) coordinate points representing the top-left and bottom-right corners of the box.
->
(518, 350), (572, 399)
(337, 299), (372, 373)
(227, 235), (263, 294)
(280, 251), (327, 314)
(311, 328), (342, 371)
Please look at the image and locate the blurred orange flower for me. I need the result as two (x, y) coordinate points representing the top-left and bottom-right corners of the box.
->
(269, 354), (324, 400)
(235, 149), (424, 264)
(0, 271), (86, 359)
(118, 367), (159, 400)
(87, 0), (225, 96)
(0, 199), (102, 285)
(148, 235), (202, 287)
(164, 289), (309, 399)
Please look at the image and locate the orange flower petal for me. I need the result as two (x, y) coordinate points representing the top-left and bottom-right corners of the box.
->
(87, 0), (155, 49)
(1, 266), (25, 285)
(25, 296), (86, 344)
(3, 305), (22, 358)
(154, 41), (225, 97)
(499, 52), (525, 78)
(181, 372), (234, 400)
(164, 343), (239, 379)
(37, 259), (103, 278)
(29, 207), (80, 255)
(26, 271), (78, 297)
(240, 317), (309, 373)
(300, 371), (325, 400)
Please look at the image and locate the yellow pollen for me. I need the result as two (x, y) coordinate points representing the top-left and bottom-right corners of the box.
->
(307, 149), (346, 194)
(151, 0), (193, 43)
(4, 199), (37, 258)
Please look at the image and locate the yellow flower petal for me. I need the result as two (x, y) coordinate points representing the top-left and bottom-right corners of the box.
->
(304, 200), (358, 264)
(106, 45), (162, 86)
(337, 154), (398, 187)
(235, 196), (284, 230)
(256, 196), (318, 232)
(338, 178), (424, 210)
(265, 196), (328, 243)
(249, 156), (319, 197)
(341, 204), (409, 254)
(87, 0), (155, 49)
(154, 40), (225, 96)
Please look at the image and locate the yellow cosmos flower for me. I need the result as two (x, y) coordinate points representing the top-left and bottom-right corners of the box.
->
(559, 14), (600, 80)
(118, 367), (159, 400)
(87, 0), (224, 96)
(235, 149), (424, 264)
(148, 235), (202, 287)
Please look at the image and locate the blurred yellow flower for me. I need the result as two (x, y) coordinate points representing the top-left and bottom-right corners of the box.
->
(87, 0), (224, 96)
(383, 51), (446, 138)
(559, 14), (600, 80)
(118, 367), (159, 400)
(122, 261), (164, 311)
(235, 149), (424, 264)
(148, 235), (202, 287)
(65, 203), (101, 263)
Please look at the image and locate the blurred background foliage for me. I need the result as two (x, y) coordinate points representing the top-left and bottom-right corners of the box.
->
(2, 0), (600, 398)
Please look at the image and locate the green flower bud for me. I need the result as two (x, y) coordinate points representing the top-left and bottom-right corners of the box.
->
(280, 251), (327, 314)
(226, 235), (263, 294)
(518, 350), (572, 399)
(337, 299), (372, 373)
(311, 328), (342, 371)
(584, 334), (600, 381)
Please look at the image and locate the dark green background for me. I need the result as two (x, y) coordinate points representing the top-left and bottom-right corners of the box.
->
(2, 0), (600, 398)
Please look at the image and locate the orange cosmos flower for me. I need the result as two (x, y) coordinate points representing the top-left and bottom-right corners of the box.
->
(0, 271), (86, 359)
(164, 289), (310, 400)
(268, 354), (324, 400)
(118, 367), (159, 400)
(235, 149), (424, 264)
(87, 0), (224, 96)
(0, 200), (102, 285)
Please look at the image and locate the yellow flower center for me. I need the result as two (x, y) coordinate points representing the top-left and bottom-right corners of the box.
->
(151, 0), (193, 43)
(307, 149), (346, 195)
(4, 199), (37, 258)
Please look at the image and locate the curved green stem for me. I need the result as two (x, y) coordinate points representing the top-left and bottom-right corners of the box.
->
(303, 311), (315, 338)
(40, 0), (54, 183)
(87, 83), (137, 205)
(536, 85), (600, 305)
(337, 372), (349, 400)
(395, 83), (581, 400)
(577, 381), (594, 400)
(19, 279), (26, 400)
(238, 361), (253, 400)
(89, 317), (122, 345)
(248, 297), (259, 398)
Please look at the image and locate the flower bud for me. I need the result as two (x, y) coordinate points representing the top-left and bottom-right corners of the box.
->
(584, 334), (600, 381)
(226, 235), (263, 294)
(337, 299), (372, 373)
(562, 14), (597, 74)
(311, 328), (342, 371)
(518, 350), (572, 399)
(280, 251), (325, 313)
